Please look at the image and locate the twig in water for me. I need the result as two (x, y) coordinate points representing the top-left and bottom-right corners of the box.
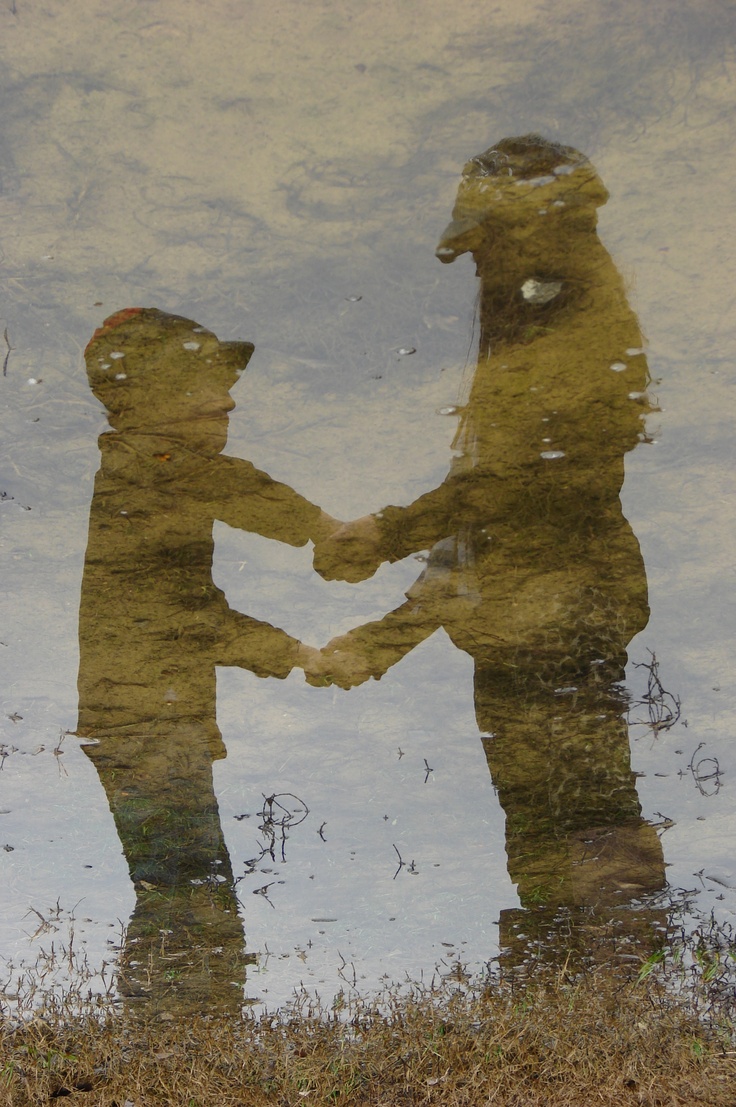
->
(2, 329), (12, 377)
(252, 883), (276, 909)
(337, 950), (357, 987)
(631, 651), (681, 736)
(688, 743), (722, 797)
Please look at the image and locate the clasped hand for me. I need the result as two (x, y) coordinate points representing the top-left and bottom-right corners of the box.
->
(312, 513), (384, 583)
(292, 514), (386, 688)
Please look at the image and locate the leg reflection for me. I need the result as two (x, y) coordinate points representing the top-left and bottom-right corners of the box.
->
(84, 725), (250, 1014)
(476, 669), (666, 967)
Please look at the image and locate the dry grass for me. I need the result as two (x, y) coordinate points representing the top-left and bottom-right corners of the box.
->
(1, 943), (735, 1107)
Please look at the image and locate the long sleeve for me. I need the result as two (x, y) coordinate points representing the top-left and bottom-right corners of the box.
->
(211, 455), (327, 546)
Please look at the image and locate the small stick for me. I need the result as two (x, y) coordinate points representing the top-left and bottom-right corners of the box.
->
(2, 328), (12, 377)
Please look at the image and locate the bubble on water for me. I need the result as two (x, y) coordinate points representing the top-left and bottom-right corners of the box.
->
(540, 450), (565, 460)
(182, 341), (201, 351)
(109, 351), (125, 360)
(610, 361), (627, 372)
(345, 295), (362, 302)
(437, 405), (461, 416)
(397, 347), (416, 356)
(26, 377), (38, 385)
(517, 174), (555, 188)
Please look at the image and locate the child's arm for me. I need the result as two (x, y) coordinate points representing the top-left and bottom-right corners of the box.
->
(217, 608), (322, 681)
(215, 456), (342, 547)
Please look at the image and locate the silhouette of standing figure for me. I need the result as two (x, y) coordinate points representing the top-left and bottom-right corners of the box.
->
(76, 308), (339, 1012)
(312, 137), (666, 962)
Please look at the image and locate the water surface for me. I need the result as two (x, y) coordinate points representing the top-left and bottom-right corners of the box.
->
(1, 0), (735, 1012)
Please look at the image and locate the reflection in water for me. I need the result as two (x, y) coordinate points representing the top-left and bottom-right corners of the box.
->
(74, 138), (668, 1005)
(76, 308), (338, 1012)
(313, 136), (666, 963)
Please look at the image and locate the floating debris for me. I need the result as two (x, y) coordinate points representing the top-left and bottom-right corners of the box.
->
(3, 328), (12, 377)
(516, 173), (556, 188)
(520, 278), (562, 304)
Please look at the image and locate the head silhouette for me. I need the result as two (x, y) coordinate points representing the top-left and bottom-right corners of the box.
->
(85, 308), (254, 449)
(436, 134), (609, 264)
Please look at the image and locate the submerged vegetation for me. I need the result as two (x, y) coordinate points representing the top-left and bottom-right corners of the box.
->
(1, 912), (735, 1106)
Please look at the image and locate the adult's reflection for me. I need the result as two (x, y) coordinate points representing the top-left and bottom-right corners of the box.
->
(313, 137), (666, 960)
(76, 308), (338, 1012)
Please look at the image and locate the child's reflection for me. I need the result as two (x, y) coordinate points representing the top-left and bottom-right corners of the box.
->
(76, 308), (340, 1011)
(312, 136), (666, 959)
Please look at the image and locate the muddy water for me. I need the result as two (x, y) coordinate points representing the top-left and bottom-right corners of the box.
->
(1, 0), (735, 1012)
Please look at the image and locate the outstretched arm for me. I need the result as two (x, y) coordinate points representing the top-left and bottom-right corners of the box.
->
(217, 609), (323, 681)
(215, 455), (342, 548)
